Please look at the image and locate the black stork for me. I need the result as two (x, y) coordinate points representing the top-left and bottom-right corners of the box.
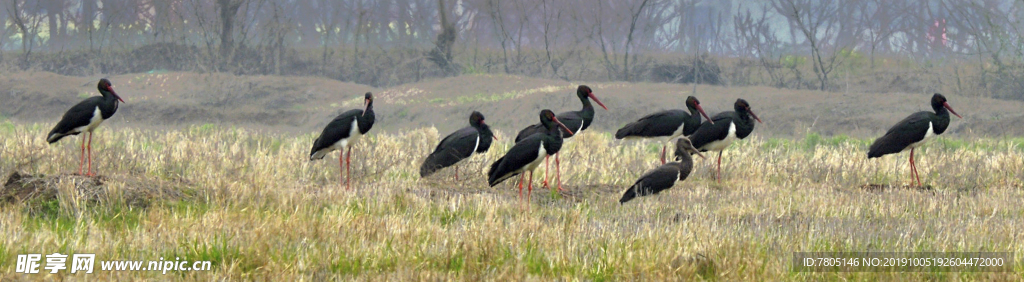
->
(488, 110), (574, 201)
(420, 111), (497, 180)
(46, 79), (125, 176)
(615, 96), (713, 164)
(868, 93), (962, 186)
(619, 137), (705, 204)
(689, 99), (762, 183)
(309, 92), (375, 189)
(513, 85), (607, 191)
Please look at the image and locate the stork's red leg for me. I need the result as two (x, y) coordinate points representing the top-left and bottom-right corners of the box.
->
(517, 173), (525, 199)
(556, 153), (563, 191)
(346, 147), (352, 190)
(339, 151), (344, 185)
(716, 151), (723, 183)
(913, 147), (921, 185)
(660, 145), (667, 165)
(455, 165), (459, 181)
(542, 156), (550, 188)
(527, 170), (534, 202)
(79, 134), (86, 175)
(910, 148), (921, 187)
(86, 132), (94, 176)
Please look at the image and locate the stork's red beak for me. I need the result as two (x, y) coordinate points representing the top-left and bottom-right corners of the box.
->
(694, 151), (706, 159)
(696, 104), (713, 124)
(943, 102), (962, 118)
(552, 117), (575, 136)
(109, 85), (125, 103)
(588, 92), (608, 110)
(748, 108), (762, 123)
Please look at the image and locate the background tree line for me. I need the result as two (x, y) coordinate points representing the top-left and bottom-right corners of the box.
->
(2, 0), (1024, 100)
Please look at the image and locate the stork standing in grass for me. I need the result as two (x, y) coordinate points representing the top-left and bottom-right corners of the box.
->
(619, 137), (705, 204)
(615, 96), (712, 164)
(309, 92), (375, 189)
(420, 111), (497, 180)
(489, 110), (574, 201)
(47, 79), (125, 176)
(513, 85), (607, 191)
(868, 93), (962, 187)
(688, 99), (762, 183)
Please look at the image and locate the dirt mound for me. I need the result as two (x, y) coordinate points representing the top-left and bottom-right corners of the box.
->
(2, 172), (184, 211)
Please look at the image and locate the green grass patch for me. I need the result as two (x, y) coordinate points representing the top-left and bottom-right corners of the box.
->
(800, 133), (866, 150)
(188, 123), (219, 135)
(91, 204), (145, 233)
(171, 235), (261, 273)
(330, 250), (398, 275)
(167, 200), (213, 219)
(21, 199), (77, 237)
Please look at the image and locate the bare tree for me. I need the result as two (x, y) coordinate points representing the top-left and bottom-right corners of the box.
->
(540, 0), (574, 79)
(774, 0), (852, 91)
(735, 4), (785, 87)
(217, 0), (244, 66)
(313, 0), (343, 75)
(621, 0), (652, 81)
(40, 0), (67, 49)
(6, 0), (44, 68)
(856, 0), (907, 68)
(427, 0), (459, 76)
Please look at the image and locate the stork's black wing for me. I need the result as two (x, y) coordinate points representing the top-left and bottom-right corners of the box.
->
(619, 164), (680, 203)
(309, 109), (362, 159)
(420, 127), (480, 177)
(488, 135), (544, 186)
(615, 110), (687, 139)
(555, 111), (584, 138)
(688, 114), (735, 151)
(868, 111), (932, 158)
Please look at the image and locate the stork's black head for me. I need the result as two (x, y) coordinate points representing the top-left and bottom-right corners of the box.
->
(734, 99), (761, 123)
(576, 85), (607, 110)
(540, 109), (557, 124)
(686, 96), (712, 124)
(362, 92), (373, 116)
(98, 79), (125, 103)
(540, 109), (574, 136)
(931, 93), (962, 118)
(471, 111), (497, 140)
(469, 111), (485, 126)
(674, 137), (705, 160)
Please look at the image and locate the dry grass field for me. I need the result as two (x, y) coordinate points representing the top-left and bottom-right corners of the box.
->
(1, 119), (1023, 280)
(2, 71), (1024, 280)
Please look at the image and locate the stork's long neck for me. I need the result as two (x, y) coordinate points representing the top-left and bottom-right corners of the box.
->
(932, 104), (951, 134)
(933, 103), (948, 117)
(675, 151), (693, 166)
(685, 104), (701, 124)
(578, 97), (595, 122)
(100, 89), (117, 103)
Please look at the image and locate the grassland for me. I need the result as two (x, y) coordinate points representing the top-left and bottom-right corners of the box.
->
(1, 121), (1023, 280)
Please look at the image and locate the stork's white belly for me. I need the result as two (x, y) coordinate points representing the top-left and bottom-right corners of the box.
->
(72, 107), (105, 134)
(524, 144), (548, 172)
(329, 119), (362, 151)
(905, 122), (935, 150)
(701, 122), (737, 152)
